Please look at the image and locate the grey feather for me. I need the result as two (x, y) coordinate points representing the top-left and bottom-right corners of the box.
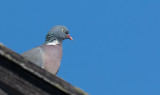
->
(22, 46), (44, 67)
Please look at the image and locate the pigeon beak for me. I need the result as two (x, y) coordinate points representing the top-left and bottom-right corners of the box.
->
(67, 34), (73, 40)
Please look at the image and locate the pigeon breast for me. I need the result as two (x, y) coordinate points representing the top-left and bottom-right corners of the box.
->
(22, 44), (62, 74)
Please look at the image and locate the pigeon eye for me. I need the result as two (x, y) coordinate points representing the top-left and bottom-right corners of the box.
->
(62, 29), (65, 32)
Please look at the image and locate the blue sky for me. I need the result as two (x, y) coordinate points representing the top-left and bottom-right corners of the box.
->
(0, 0), (160, 95)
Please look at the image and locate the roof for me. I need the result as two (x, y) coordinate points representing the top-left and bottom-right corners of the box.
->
(0, 43), (88, 95)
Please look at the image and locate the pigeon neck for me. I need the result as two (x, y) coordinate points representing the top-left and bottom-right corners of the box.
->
(45, 40), (61, 45)
(45, 33), (63, 45)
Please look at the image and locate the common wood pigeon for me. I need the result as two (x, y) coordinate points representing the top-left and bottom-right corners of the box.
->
(22, 25), (73, 74)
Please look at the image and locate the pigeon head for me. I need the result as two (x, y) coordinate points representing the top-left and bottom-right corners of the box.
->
(44, 25), (73, 45)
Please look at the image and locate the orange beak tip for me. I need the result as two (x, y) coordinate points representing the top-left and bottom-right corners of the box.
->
(67, 34), (73, 40)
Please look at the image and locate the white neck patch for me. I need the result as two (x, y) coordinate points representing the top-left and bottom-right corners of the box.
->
(46, 40), (60, 45)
